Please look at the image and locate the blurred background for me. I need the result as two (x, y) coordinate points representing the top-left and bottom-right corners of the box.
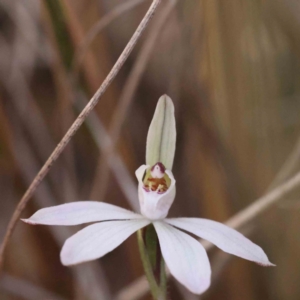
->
(1, 0), (300, 299)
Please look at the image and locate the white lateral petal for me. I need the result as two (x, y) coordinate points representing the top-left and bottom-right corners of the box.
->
(153, 221), (211, 294)
(166, 218), (274, 266)
(22, 201), (142, 225)
(61, 219), (150, 266)
(135, 165), (149, 183)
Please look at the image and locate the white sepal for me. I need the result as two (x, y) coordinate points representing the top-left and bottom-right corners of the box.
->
(61, 219), (150, 266)
(146, 95), (176, 170)
(135, 165), (176, 220)
(21, 201), (143, 226)
(153, 221), (211, 294)
(166, 218), (274, 266)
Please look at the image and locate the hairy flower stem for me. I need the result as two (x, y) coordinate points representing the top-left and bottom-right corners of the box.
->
(137, 229), (160, 298)
(137, 227), (166, 299)
(146, 225), (167, 300)
(160, 259), (167, 299)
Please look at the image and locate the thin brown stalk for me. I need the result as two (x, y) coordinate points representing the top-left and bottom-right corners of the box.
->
(90, 0), (177, 201)
(0, 0), (162, 271)
(116, 170), (300, 300)
(71, 0), (147, 82)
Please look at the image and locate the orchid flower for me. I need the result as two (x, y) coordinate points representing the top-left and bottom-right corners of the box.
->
(22, 95), (273, 296)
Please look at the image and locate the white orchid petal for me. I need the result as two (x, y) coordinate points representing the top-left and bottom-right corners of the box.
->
(61, 219), (150, 266)
(154, 221), (211, 294)
(22, 201), (142, 226)
(166, 218), (274, 266)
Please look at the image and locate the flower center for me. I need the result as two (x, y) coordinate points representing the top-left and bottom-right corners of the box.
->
(142, 162), (171, 194)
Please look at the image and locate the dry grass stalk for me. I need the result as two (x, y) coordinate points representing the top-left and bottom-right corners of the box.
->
(0, 0), (162, 272)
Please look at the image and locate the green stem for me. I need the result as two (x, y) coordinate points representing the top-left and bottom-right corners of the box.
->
(160, 258), (167, 299)
(137, 229), (160, 299)
(145, 224), (158, 269)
